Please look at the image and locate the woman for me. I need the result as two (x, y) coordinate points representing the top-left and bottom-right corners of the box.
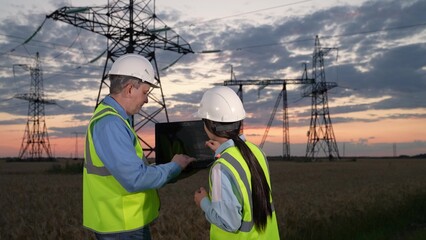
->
(194, 86), (280, 240)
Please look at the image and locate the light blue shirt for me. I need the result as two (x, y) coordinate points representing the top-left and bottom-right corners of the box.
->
(200, 135), (247, 232)
(91, 95), (182, 192)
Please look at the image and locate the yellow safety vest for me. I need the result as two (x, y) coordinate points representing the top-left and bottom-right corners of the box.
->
(209, 141), (280, 240)
(83, 103), (160, 233)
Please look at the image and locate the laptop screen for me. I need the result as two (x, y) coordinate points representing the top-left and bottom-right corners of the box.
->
(155, 120), (213, 169)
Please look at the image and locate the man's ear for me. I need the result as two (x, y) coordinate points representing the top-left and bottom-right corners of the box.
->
(124, 82), (133, 97)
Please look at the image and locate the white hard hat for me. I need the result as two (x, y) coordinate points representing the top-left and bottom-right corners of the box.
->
(197, 86), (246, 122)
(108, 53), (159, 88)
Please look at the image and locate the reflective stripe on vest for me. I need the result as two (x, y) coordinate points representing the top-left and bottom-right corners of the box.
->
(84, 106), (149, 175)
(220, 152), (254, 232)
(84, 107), (114, 176)
(210, 142), (280, 240)
(219, 152), (275, 232)
(83, 103), (160, 233)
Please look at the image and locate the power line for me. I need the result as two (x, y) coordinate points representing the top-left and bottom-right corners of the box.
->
(0, 18), (48, 56)
(322, 22), (426, 40)
(0, 33), (54, 45)
(0, 101), (28, 112)
(0, 18), (99, 53)
(196, 22), (426, 53)
(1, 46), (105, 70)
(172, 0), (312, 30)
(0, 64), (103, 82)
(198, 0), (311, 24)
(0, 22), (104, 64)
(3, 2), (425, 59)
(1, 1), (309, 57)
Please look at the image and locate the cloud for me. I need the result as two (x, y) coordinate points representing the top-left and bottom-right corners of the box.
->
(0, 0), (425, 157)
(179, 0), (426, 125)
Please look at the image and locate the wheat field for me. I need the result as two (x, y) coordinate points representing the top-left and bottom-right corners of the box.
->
(0, 158), (425, 239)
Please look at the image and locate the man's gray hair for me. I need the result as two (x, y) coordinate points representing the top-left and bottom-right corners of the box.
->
(109, 74), (141, 94)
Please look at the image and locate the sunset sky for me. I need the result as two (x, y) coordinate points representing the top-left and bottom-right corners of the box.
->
(0, 0), (425, 158)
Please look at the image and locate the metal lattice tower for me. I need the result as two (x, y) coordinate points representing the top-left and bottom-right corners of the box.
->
(224, 65), (313, 159)
(303, 35), (340, 160)
(72, 132), (85, 159)
(47, 0), (193, 156)
(15, 52), (55, 161)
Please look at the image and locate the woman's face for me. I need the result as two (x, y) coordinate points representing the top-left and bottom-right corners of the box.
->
(204, 122), (216, 140)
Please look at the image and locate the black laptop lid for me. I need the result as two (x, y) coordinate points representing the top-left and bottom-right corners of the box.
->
(155, 120), (213, 169)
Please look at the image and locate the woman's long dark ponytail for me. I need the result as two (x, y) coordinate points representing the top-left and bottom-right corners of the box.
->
(204, 119), (272, 231)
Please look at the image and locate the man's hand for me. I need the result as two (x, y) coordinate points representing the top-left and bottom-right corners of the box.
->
(194, 187), (208, 208)
(171, 154), (195, 169)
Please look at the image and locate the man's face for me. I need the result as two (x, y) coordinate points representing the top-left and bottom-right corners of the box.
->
(129, 82), (151, 115)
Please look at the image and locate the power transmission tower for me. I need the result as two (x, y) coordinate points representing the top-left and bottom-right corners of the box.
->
(224, 65), (313, 159)
(393, 143), (397, 157)
(47, 0), (193, 156)
(303, 35), (340, 160)
(72, 132), (85, 160)
(14, 52), (55, 161)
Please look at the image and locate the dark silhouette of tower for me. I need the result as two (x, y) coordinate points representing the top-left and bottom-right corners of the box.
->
(224, 64), (313, 159)
(72, 132), (85, 160)
(304, 36), (340, 160)
(47, 0), (193, 156)
(15, 52), (55, 161)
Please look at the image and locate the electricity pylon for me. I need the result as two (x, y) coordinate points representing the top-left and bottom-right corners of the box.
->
(72, 132), (85, 160)
(224, 64), (314, 159)
(303, 35), (340, 160)
(47, 0), (193, 156)
(15, 52), (55, 161)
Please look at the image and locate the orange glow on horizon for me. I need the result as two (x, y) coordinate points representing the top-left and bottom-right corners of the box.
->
(1, 117), (425, 158)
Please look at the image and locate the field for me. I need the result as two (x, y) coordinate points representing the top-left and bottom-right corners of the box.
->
(1, 158), (426, 239)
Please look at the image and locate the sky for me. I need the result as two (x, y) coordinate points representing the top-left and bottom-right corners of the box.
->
(0, 0), (425, 158)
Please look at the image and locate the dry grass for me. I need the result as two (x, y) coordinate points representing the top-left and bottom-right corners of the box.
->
(270, 159), (426, 239)
(0, 158), (425, 239)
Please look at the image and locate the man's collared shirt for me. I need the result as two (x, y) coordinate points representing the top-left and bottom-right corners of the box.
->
(92, 95), (181, 192)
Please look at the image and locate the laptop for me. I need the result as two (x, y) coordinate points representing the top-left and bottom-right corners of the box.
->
(155, 120), (214, 179)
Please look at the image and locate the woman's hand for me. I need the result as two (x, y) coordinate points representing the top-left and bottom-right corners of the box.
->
(205, 140), (220, 152)
(194, 187), (208, 208)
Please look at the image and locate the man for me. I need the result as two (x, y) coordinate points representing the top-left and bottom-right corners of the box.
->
(83, 53), (194, 239)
